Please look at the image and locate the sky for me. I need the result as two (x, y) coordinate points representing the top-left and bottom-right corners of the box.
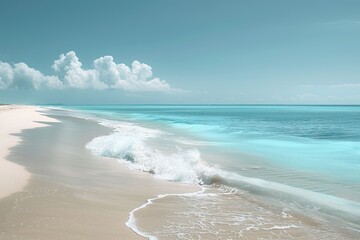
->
(0, 0), (359, 104)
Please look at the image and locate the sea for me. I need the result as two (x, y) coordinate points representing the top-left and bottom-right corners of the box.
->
(50, 105), (360, 239)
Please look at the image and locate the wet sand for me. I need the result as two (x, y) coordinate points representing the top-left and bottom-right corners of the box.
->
(134, 185), (359, 239)
(0, 105), (59, 199)
(0, 109), (198, 240)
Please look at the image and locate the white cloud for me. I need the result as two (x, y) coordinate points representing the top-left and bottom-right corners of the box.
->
(0, 51), (175, 92)
(52, 51), (102, 89)
(0, 62), (14, 89)
(0, 61), (63, 89)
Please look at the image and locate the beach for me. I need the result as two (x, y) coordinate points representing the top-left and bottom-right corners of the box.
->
(1, 105), (359, 240)
(0, 106), (198, 240)
(0, 105), (59, 199)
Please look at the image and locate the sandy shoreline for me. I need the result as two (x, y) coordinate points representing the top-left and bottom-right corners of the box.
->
(0, 105), (59, 199)
(2, 106), (357, 239)
(0, 106), (199, 239)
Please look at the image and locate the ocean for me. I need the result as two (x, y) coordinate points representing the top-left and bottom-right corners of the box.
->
(53, 105), (360, 239)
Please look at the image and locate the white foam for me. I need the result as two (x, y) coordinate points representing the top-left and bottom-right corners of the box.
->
(86, 119), (215, 184)
(125, 187), (206, 240)
(262, 225), (299, 230)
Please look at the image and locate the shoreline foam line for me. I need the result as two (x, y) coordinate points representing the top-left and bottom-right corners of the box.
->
(0, 105), (59, 199)
(125, 187), (205, 240)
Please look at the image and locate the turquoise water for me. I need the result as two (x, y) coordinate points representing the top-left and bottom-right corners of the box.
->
(55, 105), (360, 226)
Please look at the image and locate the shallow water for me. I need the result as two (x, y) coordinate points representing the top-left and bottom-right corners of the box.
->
(133, 186), (358, 240)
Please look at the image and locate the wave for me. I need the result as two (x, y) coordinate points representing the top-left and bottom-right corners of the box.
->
(86, 119), (214, 184)
(84, 117), (360, 226)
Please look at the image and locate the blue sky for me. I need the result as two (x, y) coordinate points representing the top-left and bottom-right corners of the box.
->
(0, 0), (359, 104)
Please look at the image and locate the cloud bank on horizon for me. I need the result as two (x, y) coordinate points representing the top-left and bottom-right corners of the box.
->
(0, 51), (174, 92)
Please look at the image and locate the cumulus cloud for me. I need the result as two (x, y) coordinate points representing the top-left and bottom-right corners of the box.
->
(0, 51), (174, 92)
(0, 61), (63, 89)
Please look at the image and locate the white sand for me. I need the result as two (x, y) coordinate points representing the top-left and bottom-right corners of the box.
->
(0, 110), (199, 239)
(0, 105), (59, 199)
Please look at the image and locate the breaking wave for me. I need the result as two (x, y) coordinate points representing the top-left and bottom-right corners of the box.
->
(86, 119), (215, 184)
(84, 118), (360, 226)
